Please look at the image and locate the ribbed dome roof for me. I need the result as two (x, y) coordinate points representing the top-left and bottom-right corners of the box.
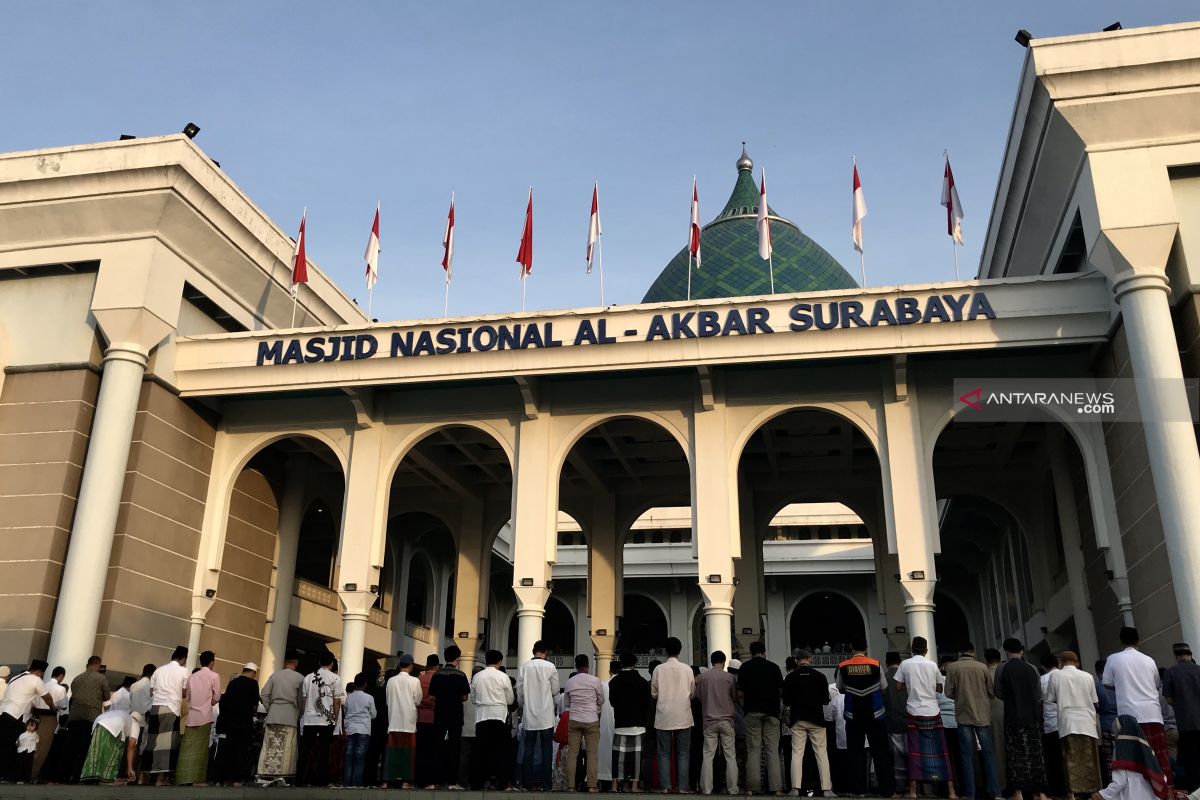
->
(642, 147), (857, 303)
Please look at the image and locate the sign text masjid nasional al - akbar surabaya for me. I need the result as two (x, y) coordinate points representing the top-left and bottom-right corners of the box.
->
(256, 292), (996, 366)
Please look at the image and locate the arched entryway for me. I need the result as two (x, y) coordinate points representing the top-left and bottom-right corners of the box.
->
(617, 593), (669, 655)
(789, 591), (867, 657)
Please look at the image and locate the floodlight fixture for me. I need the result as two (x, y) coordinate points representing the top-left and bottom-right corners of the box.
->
(182, 122), (200, 139)
(1014, 29), (1032, 47)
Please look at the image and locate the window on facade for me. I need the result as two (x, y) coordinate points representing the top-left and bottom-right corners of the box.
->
(405, 557), (431, 626)
(817, 526), (832, 540)
(295, 501), (338, 587)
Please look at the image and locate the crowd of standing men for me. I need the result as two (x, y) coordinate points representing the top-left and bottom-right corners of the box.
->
(2, 624), (1199, 799)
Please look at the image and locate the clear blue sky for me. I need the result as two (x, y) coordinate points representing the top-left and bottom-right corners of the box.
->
(4, 2), (1195, 321)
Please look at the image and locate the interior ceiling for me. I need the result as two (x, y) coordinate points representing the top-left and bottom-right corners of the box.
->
(739, 410), (877, 478)
(559, 418), (689, 495)
(390, 427), (513, 498)
(933, 419), (1045, 468)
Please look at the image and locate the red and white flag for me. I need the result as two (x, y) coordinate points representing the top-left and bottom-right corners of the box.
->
(290, 209), (308, 295)
(442, 194), (455, 284)
(586, 183), (602, 274)
(516, 188), (533, 276)
(852, 161), (867, 254)
(364, 204), (380, 291)
(941, 156), (965, 245)
(757, 169), (772, 261)
(689, 177), (702, 269)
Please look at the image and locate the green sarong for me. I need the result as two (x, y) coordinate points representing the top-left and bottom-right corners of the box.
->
(81, 727), (124, 783)
(175, 723), (211, 785)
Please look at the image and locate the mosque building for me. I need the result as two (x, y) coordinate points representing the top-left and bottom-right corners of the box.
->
(3, 20), (1200, 683)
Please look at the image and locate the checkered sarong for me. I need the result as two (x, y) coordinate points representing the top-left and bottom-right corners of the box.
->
(612, 732), (643, 782)
(906, 714), (954, 783)
(141, 706), (180, 774)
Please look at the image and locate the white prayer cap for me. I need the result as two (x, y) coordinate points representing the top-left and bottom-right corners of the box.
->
(243, 662), (258, 672)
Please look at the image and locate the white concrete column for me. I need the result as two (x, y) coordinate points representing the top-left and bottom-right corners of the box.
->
(881, 384), (940, 658)
(765, 580), (788, 656)
(452, 503), (489, 675)
(733, 479), (763, 653)
(588, 493), (618, 680)
(1113, 269), (1200, 647)
(1050, 438), (1100, 669)
(261, 458), (309, 677)
(46, 344), (150, 676)
(510, 414), (555, 664)
(335, 417), (387, 681)
(691, 393), (737, 662)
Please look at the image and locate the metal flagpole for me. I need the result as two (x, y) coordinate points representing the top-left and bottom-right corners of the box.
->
(443, 280), (449, 318)
(598, 233), (605, 307)
(687, 253), (692, 301)
(953, 241), (960, 280)
(367, 288), (373, 321)
(768, 254), (775, 294)
(444, 192), (453, 318)
(291, 293), (298, 328)
(859, 251), (867, 287)
(521, 272), (526, 312)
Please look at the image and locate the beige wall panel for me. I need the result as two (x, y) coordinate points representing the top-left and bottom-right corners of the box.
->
(125, 442), (211, 503)
(0, 560), (65, 596)
(94, 605), (191, 670)
(0, 493), (76, 533)
(0, 429), (91, 466)
(0, 527), (69, 563)
(138, 382), (219, 444)
(202, 468), (277, 680)
(107, 534), (196, 590)
(101, 568), (191, 618)
(0, 399), (95, 435)
(0, 369), (99, 405)
(129, 412), (214, 472)
(119, 472), (205, 531)
(0, 462), (84, 497)
(0, 369), (98, 667)
(114, 503), (201, 559)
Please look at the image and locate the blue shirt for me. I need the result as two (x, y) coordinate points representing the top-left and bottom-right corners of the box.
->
(342, 690), (376, 736)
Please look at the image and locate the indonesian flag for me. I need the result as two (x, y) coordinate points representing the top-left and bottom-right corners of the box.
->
(516, 188), (533, 276)
(757, 169), (772, 261)
(852, 162), (867, 254)
(364, 204), (380, 291)
(586, 183), (601, 274)
(689, 177), (701, 268)
(290, 210), (308, 295)
(442, 194), (455, 284)
(941, 156), (965, 245)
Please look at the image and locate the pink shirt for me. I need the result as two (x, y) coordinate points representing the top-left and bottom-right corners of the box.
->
(185, 667), (222, 727)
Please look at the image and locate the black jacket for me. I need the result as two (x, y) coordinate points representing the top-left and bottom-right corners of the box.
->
(783, 665), (830, 725)
(609, 669), (652, 729)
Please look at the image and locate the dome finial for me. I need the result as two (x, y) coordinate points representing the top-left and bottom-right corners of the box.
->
(737, 142), (753, 172)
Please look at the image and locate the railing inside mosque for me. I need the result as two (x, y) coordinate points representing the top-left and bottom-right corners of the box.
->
(294, 578), (338, 608)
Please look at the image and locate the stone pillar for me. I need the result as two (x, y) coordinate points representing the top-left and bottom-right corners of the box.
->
(1050, 437), (1100, 669)
(46, 242), (184, 676)
(335, 417), (387, 682)
(691, 386), (736, 662)
(511, 414), (555, 664)
(882, 374), (940, 658)
(589, 492), (619, 680)
(1112, 264), (1200, 647)
(261, 458), (309, 677)
(452, 503), (489, 675)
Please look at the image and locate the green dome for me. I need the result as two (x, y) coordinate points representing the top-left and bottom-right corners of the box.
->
(643, 147), (857, 303)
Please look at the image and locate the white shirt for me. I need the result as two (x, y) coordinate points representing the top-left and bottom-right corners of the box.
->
(150, 661), (189, 716)
(1103, 648), (1163, 724)
(386, 671), (424, 733)
(301, 668), (346, 728)
(129, 676), (152, 716)
(17, 731), (38, 753)
(0, 672), (48, 721)
(472, 666), (515, 724)
(33, 677), (67, 713)
(1041, 672), (1059, 733)
(516, 657), (561, 732)
(93, 708), (140, 741)
(1045, 665), (1099, 739)
(650, 657), (695, 731)
(342, 691), (376, 736)
(894, 656), (942, 717)
(110, 686), (132, 712)
(1099, 768), (1156, 800)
